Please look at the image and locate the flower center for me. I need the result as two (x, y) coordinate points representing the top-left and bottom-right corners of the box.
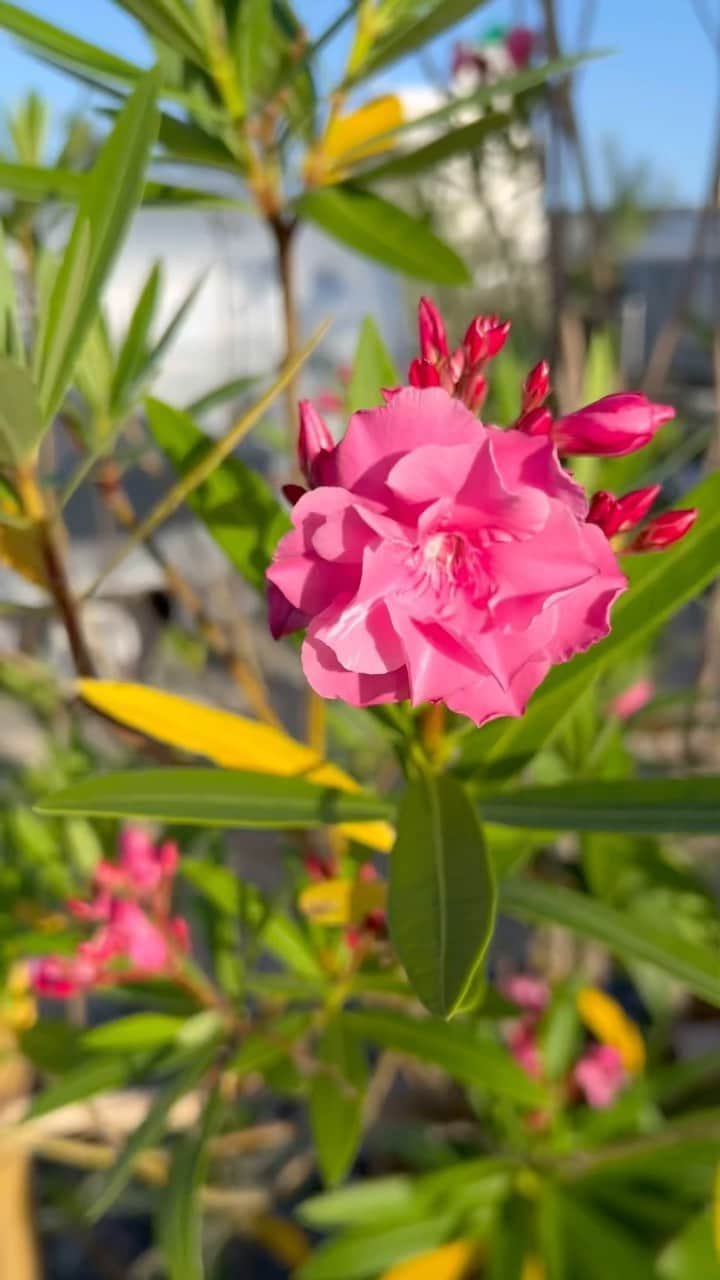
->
(423, 531), (467, 585)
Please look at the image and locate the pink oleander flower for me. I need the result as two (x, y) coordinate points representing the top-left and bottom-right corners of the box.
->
(29, 827), (189, 999)
(500, 973), (550, 1014)
(268, 386), (626, 724)
(610, 678), (655, 721)
(508, 1018), (543, 1079)
(268, 300), (694, 724)
(572, 1044), (626, 1109)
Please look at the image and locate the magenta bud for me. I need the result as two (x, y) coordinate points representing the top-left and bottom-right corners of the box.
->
(408, 357), (441, 389)
(282, 482), (306, 506)
(521, 360), (551, 413)
(463, 314), (511, 365)
(588, 485), (661, 538)
(297, 399), (334, 484)
(552, 393), (675, 458)
(418, 296), (449, 364)
(628, 508), (698, 552)
(506, 26), (535, 68)
(587, 490), (617, 534)
(464, 370), (488, 413)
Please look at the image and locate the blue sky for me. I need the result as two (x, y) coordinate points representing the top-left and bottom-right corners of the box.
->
(0, 0), (715, 205)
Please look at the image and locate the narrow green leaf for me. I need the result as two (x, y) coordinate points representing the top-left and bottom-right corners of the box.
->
(0, 225), (24, 361)
(156, 110), (240, 170)
(184, 373), (259, 418)
(142, 275), (206, 381)
(342, 1008), (545, 1106)
(298, 1176), (417, 1231)
(298, 1213), (455, 1280)
(158, 1084), (223, 1280)
(37, 768), (392, 829)
(310, 1018), (367, 1187)
(296, 187), (469, 285)
(82, 1013), (186, 1052)
(501, 878), (720, 1006)
(560, 1192), (656, 1280)
(478, 471), (720, 772)
(0, 0), (145, 90)
(110, 261), (162, 411)
(658, 1210), (720, 1279)
(34, 69), (161, 424)
(89, 1046), (216, 1221)
(234, 0), (273, 106)
(110, 0), (206, 66)
(346, 315), (398, 413)
(0, 357), (45, 465)
(483, 776), (720, 834)
(28, 1054), (146, 1120)
(145, 397), (288, 592)
(0, 158), (82, 203)
(389, 774), (496, 1019)
(357, 112), (510, 185)
(344, 0), (491, 85)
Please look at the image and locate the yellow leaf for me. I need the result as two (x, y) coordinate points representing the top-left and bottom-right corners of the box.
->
(0, 524), (47, 587)
(251, 1213), (310, 1267)
(521, 1256), (546, 1280)
(306, 95), (403, 183)
(576, 987), (646, 1074)
(77, 681), (395, 853)
(380, 1240), (479, 1280)
(299, 877), (387, 927)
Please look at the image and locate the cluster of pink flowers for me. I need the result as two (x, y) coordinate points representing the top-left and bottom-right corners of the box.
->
(452, 26), (536, 80)
(501, 975), (627, 1110)
(267, 298), (696, 726)
(30, 828), (189, 998)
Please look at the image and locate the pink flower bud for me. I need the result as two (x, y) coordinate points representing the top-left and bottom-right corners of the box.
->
(573, 1044), (626, 1109)
(522, 360), (551, 413)
(418, 296), (449, 364)
(463, 370), (488, 413)
(610, 678), (655, 720)
(588, 485), (661, 538)
(628, 508), (698, 552)
(506, 26), (535, 68)
(297, 400), (334, 484)
(463, 314), (511, 365)
(516, 407), (553, 437)
(552, 393), (675, 457)
(408, 357), (441, 389)
(303, 852), (336, 881)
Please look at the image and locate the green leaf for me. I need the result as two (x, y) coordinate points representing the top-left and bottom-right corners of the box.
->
(37, 767), (392, 829)
(156, 110), (240, 170)
(483, 776), (720, 834)
(142, 275), (206, 380)
(145, 397), (288, 592)
(234, 0), (273, 106)
(0, 225), (24, 362)
(344, 0), (491, 85)
(389, 774), (496, 1019)
(82, 1014), (186, 1053)
(110, 261), (163, 412)
(0, 1), (145, 90)
(110, 0), (206, 66)
(295, 187), (469, 285)
(310, 1018), (368, 1187)
(346, 315), (398, 413)
(658, 1210), (720, 1279)
(298, 1213), (455, 1280)
(0, 357), (46, 465)
(159, 1083), (223, 1280)
(501, 878), (720, 1006)
(299, 1176), (418, 1231)
(184, 373), (259, 418)
(342, 1008), (544, 1106)
(560, 1192), (656, 1280)
(28, 1054), (146, 1120)
(33, 69), (160, 424)
(357, 112), (510, 185)
(88, 1045), (216, 1221)
(478, 471), (720, 772)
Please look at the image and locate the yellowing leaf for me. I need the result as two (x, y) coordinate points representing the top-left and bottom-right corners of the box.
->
(380, 1240), (479, 1280)
(77, 681), (394, 853)
(0, 523), (48, 587)
(576, 987), (645, 1074)
(306, 95), (403, 183)
(251, 1214), (310, 1267)
(299, 877), (387, 927)
(521, 1256), (546, 1280)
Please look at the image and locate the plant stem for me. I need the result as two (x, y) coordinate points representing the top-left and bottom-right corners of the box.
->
(16, 468), (96, 678)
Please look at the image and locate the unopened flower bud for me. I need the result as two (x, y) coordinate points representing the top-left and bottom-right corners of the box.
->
(522, 360), (551, 413)
(418, 296), (449, 364)
(628, 508), (697, 552)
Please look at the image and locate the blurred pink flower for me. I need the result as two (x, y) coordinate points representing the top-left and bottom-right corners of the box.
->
(508, 1019), (543, 1079)
(610, 679), (655, 721)
(572, 1044), (626, 1109)
(29, 827), (188, 999)
(500, 974), (550, 1014)
(268, 385), (626, 724)
(506, 26), (535, 68)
